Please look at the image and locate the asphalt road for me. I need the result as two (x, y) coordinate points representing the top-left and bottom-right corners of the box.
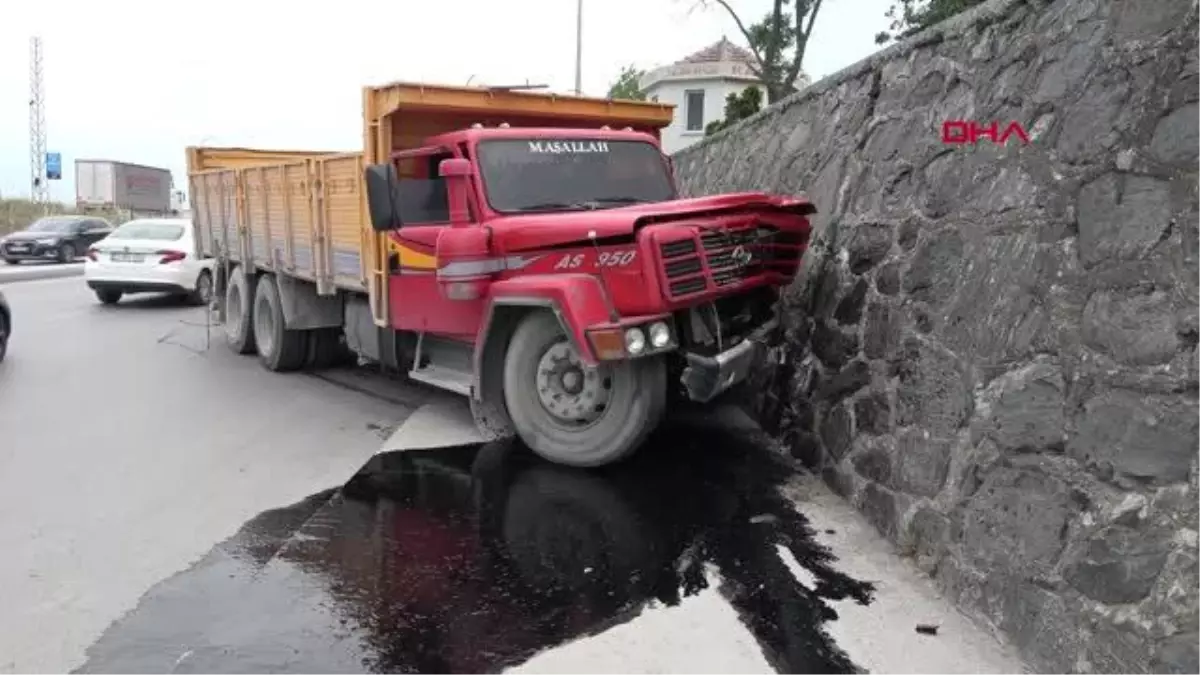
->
(1, 275), (1025, 674)
(0, 276), (416, 673)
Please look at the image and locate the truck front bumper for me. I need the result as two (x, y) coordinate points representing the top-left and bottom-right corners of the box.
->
(679, 318), (777, 404)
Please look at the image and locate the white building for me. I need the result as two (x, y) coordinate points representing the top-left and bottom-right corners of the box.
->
(639, 37), (809, 154)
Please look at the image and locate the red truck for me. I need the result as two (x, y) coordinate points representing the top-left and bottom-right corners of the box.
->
(187, 81), (814, 467)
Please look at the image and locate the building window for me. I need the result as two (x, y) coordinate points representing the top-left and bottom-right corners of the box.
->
(685, 90), (705, 132)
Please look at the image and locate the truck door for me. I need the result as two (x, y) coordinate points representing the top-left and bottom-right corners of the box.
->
(388, 148), (484, 340)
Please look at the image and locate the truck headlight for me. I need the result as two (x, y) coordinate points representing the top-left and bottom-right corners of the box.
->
(648, 322), (671, 348)
(624, 328), (646, 354)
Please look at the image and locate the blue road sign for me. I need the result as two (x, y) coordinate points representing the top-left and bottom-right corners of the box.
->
(46, 152), (62, 180)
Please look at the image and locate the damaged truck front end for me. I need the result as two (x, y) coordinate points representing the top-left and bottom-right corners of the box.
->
(364, 125), (815, 468)
(635, 200), (815, 405)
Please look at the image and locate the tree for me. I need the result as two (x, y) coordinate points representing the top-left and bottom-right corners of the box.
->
(874, 0), (985, 44)
(705, 86), (763, 135)
(607, 65), (647, 101)
(698, 0), (826, 104)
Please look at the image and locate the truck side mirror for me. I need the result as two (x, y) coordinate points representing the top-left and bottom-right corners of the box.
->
(438, 158), (472, 178)
(364, 163), (404, 231)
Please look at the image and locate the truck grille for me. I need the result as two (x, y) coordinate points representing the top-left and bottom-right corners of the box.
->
(657, 225), (806, 299)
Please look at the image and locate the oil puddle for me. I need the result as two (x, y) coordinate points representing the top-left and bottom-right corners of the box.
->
(76, 421), (874, 674)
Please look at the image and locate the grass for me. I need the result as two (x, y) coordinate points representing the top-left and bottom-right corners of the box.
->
(1, 198), (127, 236)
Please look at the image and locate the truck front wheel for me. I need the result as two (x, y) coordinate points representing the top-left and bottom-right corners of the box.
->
(503, 311), (667, 467)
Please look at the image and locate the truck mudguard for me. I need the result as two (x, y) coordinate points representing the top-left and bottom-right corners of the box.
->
(478, 274), (615, 366)
(470, 273), (618, 440)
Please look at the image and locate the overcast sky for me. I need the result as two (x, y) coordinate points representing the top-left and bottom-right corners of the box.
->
(0, 0), (891, 203)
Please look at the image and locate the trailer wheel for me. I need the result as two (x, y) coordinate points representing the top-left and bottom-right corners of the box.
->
(503, 311), (667, 468)
(224, 266), (257, 355)
(252, 274), (308, 372)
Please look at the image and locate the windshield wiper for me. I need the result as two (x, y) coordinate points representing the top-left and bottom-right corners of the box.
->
(583, 196), (651, 207)
(513, 202), (589, 213)
(512, 197), (653, 213)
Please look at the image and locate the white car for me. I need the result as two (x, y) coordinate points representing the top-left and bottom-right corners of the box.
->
(83, 218), (215, 306)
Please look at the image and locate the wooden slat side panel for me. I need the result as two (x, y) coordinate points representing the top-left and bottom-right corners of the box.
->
(264, 165), (290, 272)
(285, 163), (317, 280)
(217, 171), (241, 263)
(190, 174), (217, 258)
(318, 154), (366, 289)
(187, 147), (343, 173)
(244, 168), (271, 269)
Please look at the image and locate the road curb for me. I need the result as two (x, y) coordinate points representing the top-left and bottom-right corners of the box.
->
(0, 264), (84, 284)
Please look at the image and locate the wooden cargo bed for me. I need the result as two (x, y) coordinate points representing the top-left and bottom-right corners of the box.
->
(189, 149), (367, 293)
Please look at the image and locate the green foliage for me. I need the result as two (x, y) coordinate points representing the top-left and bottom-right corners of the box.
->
(705, 86), (764, 136)
(704, 0), (825, 103)
(0, 198), (125, 236)
(874, 0), (986, 44)
(606, 65), (647, 101)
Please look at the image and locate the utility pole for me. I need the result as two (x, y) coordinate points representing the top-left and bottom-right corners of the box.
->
(574, 0), (583, 95)
(29, 36), (48, 207)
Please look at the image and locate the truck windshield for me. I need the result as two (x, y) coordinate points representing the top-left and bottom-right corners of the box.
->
(476, 139), (675, 213)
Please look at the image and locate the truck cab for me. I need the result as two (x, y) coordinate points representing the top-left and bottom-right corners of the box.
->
(365, 125), (814, 467)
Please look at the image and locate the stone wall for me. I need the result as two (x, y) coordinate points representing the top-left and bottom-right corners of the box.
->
(672, 0), (1199, 672)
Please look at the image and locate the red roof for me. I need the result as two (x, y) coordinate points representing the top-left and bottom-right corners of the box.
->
(676, 37), (757, 66)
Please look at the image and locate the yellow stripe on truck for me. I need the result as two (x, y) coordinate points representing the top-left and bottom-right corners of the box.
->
(390, 240), (438, 270)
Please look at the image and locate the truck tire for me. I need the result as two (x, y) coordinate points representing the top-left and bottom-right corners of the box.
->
(252, 274), (307, 372)
(224, 266), (257, 355)
(503, 311), (667, 467)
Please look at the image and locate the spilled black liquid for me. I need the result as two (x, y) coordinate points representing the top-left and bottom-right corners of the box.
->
(77, 420), (874, 674)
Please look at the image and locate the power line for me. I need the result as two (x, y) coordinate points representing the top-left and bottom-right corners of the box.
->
(29, 36), (48, 205)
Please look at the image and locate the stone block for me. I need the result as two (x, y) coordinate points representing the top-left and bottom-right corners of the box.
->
(895, 339), (973, 436)
(893, 429), (953, 498)
(820, 402), (854, 462)
(1063, 524), (1174, 604)
(852, 441), (892, 484)
(1149, 102), (1200, 166)
(908, 506), (950, 574)
(875, 260), (902, 295)
(863, 300), (902, 360)
(902, 228), (965, 306)
(846, 222), (893, 274)
(1067, 390), (1199, 486)
(1151, 631), (1200, 674)
(1082, 289), (1180, 367)
(860, 481), (901, 541)
(817, 359), (871, 402)
(812, 320), (860, 369)
(974, 360), (1067, 453)
(1077, 173), (1174, 267)
(854, 390), (892, 435)
(958, 465), (1075, 579)
(834, 277), (868, 325)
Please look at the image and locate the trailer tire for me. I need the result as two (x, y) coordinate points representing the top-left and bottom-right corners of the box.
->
(224, 266), (257, 355)
(252, 274), (307, 372)
(503, 311), (667, 468)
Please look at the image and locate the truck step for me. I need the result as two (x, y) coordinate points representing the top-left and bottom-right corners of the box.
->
(408, 364), (473, 397)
